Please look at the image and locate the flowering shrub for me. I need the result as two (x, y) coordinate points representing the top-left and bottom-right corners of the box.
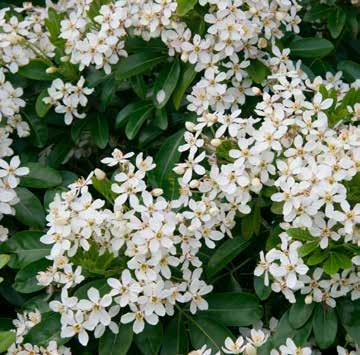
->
(0, 0), (359, 354)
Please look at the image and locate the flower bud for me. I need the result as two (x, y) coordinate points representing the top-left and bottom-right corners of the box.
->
(60, 56), (70, 62)
(305, 295), (313, 304)
(258, 38), (267, 49)
(210, 138), (222, 147)
(151, 188), (163, 196)
(189, 180), (199, 189)
(46, 66), (58, 74)
(173, 165), (185, 175)
(185, 121), (195, 132)
(252, 87), (262, 96)
(94, 168), (106, 180)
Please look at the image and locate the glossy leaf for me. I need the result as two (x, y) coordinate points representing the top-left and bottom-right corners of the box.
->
(337, 299), (360, 344)
(20, 162), (62, 189)
(161, 316), (188, 355)
(14, 187), (45, 229)
(338, 60), (360, 82)
(254, 276), (272, 301)
(115, 101), (152, 129)
(99, 323), (133, 355)
(172, 63), (197, 110)
(35, 88), (52, 118)
(134, 323), (163, 355)
(313, 304), (337, 349)
(289, 297), (315, 329)
(176, 0), (197, 16)
(289, 38), (334, 58)
(90, 114), (109, 149)
(18, 60), (55, 81)
(206, 238), (250, 278)
(0, 331), (15, 353)
(201, 292), (263, 326)
(125, 105), (153, 140)
(327, 7), (346, 39)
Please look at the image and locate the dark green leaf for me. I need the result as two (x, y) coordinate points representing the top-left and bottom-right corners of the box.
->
(241, 205), (261, 240)
(134, 323), (163, 355)
(90, 114), (109, 149)
(201, 292), (263, 326)
(18, 60), (55, 81)
(206, 238), (250, 278)
(92, 176), (116, 205)
(99, 323), (133, 355)
(323, 252), (352, 275)
(48, 140), (73, 168)
(74, 279), (111, 299)
(287, 228), (314, 242)
(24, 312), (69, 346)
(338, 60), (360, 82)
(289, 297), (315, 329)
(2, 231), (49, 269)
(172, 63), (197, 110)
(188, 316), (232, 353)
(304, 4), (331, 22)
(14, 187), (45, 228)
(327, 7), (346, 39)
(35, 88), (52, 118)
(313, 304), (337, 349)
(289, 38), (334, 58)
(337, 299), (360, 344)
(125, 106), (153, 140)
(114, 52), (166, 81)
(130, 75), (147, 100)
(13, 258), (51, 293)
(298, 241), (319, 257)
(23, 111), (48, 148)
(45, 8), (66, 48)
(20, 162), (62, 189)
(115, 101), (152, 129)
(153, 60), (181, 108)
(154, 108), (168, 130)
(254, 276), (272, 301)
(161, 316), (188, 355)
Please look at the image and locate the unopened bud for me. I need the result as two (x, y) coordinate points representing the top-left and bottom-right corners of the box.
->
(251, 177), (261, 188)
(211, 138), (222, 147)
(252, 87), (262, 96)
(173, 165), (185, 175)
(185, 121), (195, 132)
(305, 295), (313, 304)
(46, 66), (58, 74)
(151, 188), (163, 197)
(60, 56), (70, 62)
(94, 168), (106, 180)
(189, 180), (199, 189)
(275, 11), (285, 21)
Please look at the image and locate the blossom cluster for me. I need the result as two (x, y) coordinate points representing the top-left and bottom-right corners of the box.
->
(6, 309), (71, 355)
(0, 68), (29, 242)
(43, 77), (94, 125)
(36, 149), (223, 345)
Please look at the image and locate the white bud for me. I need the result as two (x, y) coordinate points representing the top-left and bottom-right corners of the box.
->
(251, 177), (261, 187)
(151, 188), (163, 197)
(258, 38), (267, 49)
(60, 56), (70, 62)
(173, 165), (185, 175)
(94, 168), (106, 180)
(156, 90), (166, 104)
(252, 87), (262, 96)
(189, 180), (199, 189)
(211, 138), (222, 147)
(185, 121), (196, 132)
(209, 207), (218, 216)
(46, 66), (58, 74)
(305, 295), (313, 304)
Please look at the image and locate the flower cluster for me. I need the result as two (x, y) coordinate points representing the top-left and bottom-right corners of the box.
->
(0, 69), (29, 242)
(6, 309), (71, 355)
(43, 77), (94, 125)
(37, 149), (224, 345)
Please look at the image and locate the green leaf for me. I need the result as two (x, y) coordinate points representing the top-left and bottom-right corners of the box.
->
(13, 258), (51, 293)
(287, 228), (314, 242)
(298, 241), (319, 257)
(307, 251), (328, 266)
(134, 323), (163, 355)
(99, 323), (133, 355)
(289, 38), (334, 58)
(273, 311), (312, 347)
(327, 7), (346, 39)
(24, 312), (69, 346)
(304, 4), (331, 22)
(188, 316), (232, 353)
(45, 8), (66, 48)
(337, 299), (360, 344)
(176, 0), (197, 16)
(92, 176), (116, 205)
(0, 255), (9, 269)
(241, 205), (261, 240)
(100, 76), (117, 111)
(201, 292), (263, 326)
(289, 297), (315, 329)
(71, 118), (88, 142)
(23, 111), (48, 148)
(172, 63), (197, 110)
(14, 187), (45, 229)
(154, 108), (168, 130)
(161, 316), (188, 355)
(151, 129), (184, 197)
(254, 276), (272, 301)
(130, 75), (147, 100)
(125, 105), (154, 140)
(206, 238), (250, 278)
(115, 101), (152, 129)
(35, 88), (52, 118)
(153, 60), (181, 108)
(114, 52), (166, 81)
(323, 252), (352, 275)
(44, 187), (67, 209)
(0, 331), (15, 353)
(47, 140), (73, 168)
(18, 60), (55, 81)
(338, 60), (360, 82)
(90, 114), (109, 149)
(246, 60), (271, 84)
(74, 279), (111, 299)
(313, 304), (337, 349)
(20, 162), (62, 189)
(2, 231), (50, 269)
